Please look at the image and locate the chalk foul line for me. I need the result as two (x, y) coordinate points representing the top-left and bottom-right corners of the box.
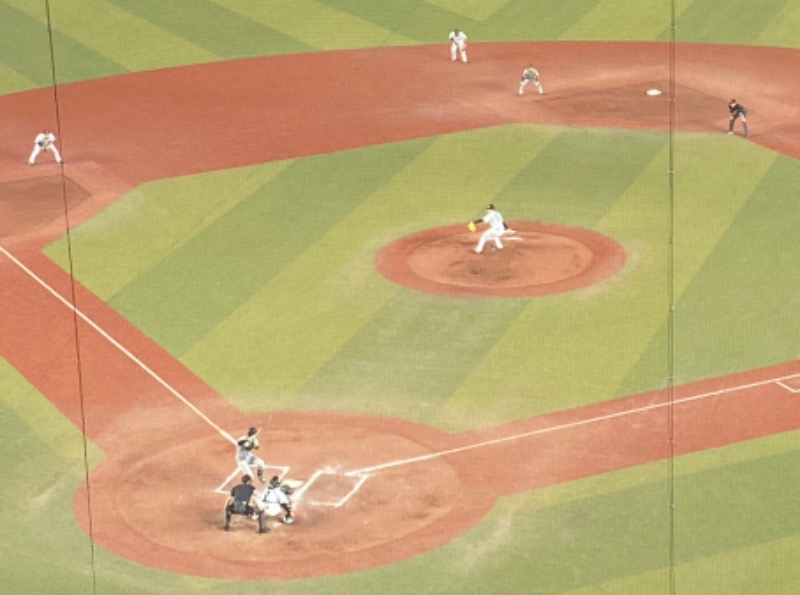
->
(0, 245), (235, 445)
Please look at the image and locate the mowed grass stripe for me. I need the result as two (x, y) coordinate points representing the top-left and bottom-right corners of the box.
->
(618, 137), (783, 394)
(319, 0), (478, 43)
(754, 0), (800, 48)
(45, 163), (292, 299)
(561, 0), (684, 41)
(672, 0), (789, 45)
(4, 0), (216, 71)
(668, 154), (800, 380)
(0, 359), (102, 465)
(106, 0), (311, 58)
(183, 127), (557, 409)
(485, 0), (599, 41)
(586, 136), (776, 392)
(0, 360), (106, 594)
(447, 134), (780, 423)
(441, 129), (669, 425)
(0, 63), (36, 95)
(110, 142), (425, 357)
(488, 446), (800, 593)
(425, 0), (513, 23)
(211, 0), (415, 50)
(0, 2), (125, 87)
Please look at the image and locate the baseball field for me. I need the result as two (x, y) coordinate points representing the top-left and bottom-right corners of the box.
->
(2, 1), (800, 593)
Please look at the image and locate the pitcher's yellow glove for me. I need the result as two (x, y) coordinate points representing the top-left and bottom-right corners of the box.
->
(468, 221), (476, 232)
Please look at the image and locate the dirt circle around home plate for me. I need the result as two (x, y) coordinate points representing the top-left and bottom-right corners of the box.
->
(375, 221), (627, 297)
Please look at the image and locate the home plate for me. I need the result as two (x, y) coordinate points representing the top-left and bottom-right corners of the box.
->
(646, 89), (662, 96)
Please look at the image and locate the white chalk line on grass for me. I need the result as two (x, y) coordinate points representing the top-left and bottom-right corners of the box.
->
(0, 246), (236, 445)
(6, 245), (800, 498)
(345, 372), (800, 477)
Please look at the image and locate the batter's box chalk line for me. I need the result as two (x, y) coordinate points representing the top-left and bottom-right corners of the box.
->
(214, 465), (290, 495)
(214, 466), (369, 509)
(777, 373), (800, 394)
(293, 469), (370, 508)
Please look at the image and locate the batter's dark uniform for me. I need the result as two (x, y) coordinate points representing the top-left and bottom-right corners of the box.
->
(728, 99), (749, 136)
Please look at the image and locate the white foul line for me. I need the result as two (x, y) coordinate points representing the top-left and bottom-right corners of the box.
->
(345, 372), (800, 477)
(0, 246), (236, 445)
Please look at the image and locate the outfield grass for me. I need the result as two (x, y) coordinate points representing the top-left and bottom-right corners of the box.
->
(1, 0), (798, 95)
(45, 126), (800, 431)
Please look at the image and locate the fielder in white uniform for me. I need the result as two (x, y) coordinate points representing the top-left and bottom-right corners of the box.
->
(236, 427), (266, 482)
(29, 130), (63, 165)
(472, 204), (509, 253)
(449, 29), (468, 63)
(260, 476), (295, 524)
(518, 65), (544, 96)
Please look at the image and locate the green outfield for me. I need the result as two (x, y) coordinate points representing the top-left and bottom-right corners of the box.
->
(4, 0), (800, 593)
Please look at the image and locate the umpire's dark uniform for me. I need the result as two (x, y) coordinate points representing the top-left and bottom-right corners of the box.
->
(223, 475), (267, 533)
(728, 99), (749, 136)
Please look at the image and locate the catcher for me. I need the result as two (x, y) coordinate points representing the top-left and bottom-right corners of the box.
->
(260, 476), (296, 525)
(235, 426), (266, 482)
(468, 204), (513, 254)
(518, 65), (544, 96)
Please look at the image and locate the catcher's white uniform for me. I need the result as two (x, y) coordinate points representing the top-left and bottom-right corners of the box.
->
(449, 30), (468, 63)
(518, 66), (543, 96)
(29, 131), (63, 165)
(474, 206), (507, 253)
(261, 485), (291, 517)
(236, 428), (266, 481)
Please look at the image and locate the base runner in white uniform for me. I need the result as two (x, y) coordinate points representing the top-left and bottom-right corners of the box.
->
(29, 130), (63, 165)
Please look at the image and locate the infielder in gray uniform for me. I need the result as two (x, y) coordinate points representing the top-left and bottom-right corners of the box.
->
(518, 65), (543, 96)
(236, 427), (266, 482)
(727, 99), (749, 137)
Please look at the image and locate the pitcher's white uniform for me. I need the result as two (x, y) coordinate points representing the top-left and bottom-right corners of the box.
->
(29, 131), (63, 165)
(449, 30), (468, 63)
(474, 205), (507, 253)
(518, 66), (543, 96)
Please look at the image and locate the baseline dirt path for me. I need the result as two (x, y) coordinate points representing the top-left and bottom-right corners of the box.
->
(1, 42), (799, 579)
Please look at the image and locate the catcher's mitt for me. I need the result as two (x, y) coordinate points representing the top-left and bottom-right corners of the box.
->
(467, 221), (476, 232)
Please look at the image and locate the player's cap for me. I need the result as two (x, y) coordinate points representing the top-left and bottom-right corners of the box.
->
(486, 203), (495, 210)
(248, 426), (258, 435)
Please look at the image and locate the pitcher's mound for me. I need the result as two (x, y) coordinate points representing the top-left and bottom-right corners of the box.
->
(376, 221), (626, 297)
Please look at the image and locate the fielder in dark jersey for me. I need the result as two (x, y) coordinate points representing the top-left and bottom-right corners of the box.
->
(728, 99), (749, 136)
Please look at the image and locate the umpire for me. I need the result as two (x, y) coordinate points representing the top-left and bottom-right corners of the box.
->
(223, 474), (268, 533)
(727, 99), (749, 137)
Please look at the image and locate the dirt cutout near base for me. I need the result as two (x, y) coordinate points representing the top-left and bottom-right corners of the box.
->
(376, 222), (626, 297)
(1, 40), (800, 581)
(0, 175), (90, 238)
